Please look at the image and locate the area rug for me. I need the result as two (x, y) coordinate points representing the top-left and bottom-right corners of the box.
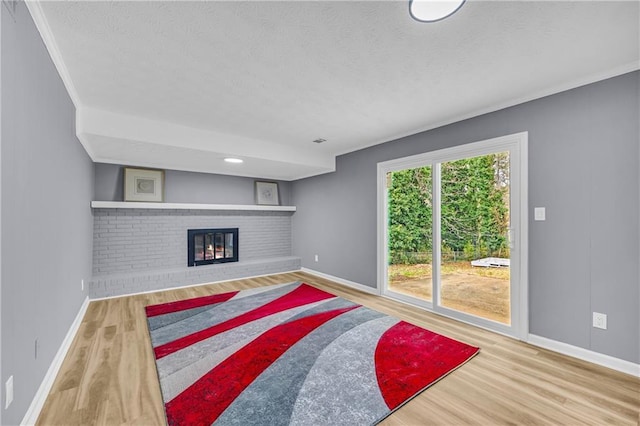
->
(145, 282), (479, 425)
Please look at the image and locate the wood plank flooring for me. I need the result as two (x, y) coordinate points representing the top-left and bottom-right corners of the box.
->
(36, 272), (640, 425)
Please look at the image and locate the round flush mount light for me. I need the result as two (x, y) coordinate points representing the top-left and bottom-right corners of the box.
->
(409, 0), (466, 22)
(224, 157), (243, 164)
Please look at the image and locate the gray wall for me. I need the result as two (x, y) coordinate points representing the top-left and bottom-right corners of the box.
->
(292, 71), (640, 364)
(0, 6), (4, 426)
(95, 163), (293, 206)
(1, 3), (94, 424)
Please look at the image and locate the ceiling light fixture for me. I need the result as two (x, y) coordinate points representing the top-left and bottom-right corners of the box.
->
(312, 138), (327, 144)
(224, 157), (243, 164)
(409, 0), (465, 22)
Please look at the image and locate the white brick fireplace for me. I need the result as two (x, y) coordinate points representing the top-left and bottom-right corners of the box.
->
(89, 202), (300, 298)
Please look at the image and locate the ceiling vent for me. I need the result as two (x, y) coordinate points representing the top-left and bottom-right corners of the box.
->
(312, 138), (327, 144)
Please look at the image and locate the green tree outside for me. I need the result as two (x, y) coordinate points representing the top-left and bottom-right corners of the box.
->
(388, 152), (509, 264)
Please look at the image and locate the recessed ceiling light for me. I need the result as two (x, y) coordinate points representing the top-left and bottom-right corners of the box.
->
(409, 0), (465, 22)
(224, 158), (243, 164)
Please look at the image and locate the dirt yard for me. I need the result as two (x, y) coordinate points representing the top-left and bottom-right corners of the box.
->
(388, 262), (510, 324)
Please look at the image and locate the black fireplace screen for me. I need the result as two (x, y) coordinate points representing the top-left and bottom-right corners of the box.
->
(187, 228), (238, 266)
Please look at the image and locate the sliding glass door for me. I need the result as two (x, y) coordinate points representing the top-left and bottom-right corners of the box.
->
(437, 152), (511, 324)
(379, 133), (528, 338)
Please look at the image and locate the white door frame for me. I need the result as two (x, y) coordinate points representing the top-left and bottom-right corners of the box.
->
(377, 132), (529, 340)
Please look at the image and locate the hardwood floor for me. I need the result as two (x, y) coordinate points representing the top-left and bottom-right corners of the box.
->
(36, 272), (639, 425)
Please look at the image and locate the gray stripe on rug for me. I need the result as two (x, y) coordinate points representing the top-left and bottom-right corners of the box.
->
(227, 282), (297, 300)
(284, 296), (360, 323)
(149, 283), (297, 331)
(156, 299), (336, 401)
(288, 314), (400, 426)
(159, 336), (252, 404)
(147, 305), (212, 331)
(149, 282), (302, 346)
(213, 306), (387, 426)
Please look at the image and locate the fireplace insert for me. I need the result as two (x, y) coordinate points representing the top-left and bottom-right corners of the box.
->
(187, 228), (238, 266)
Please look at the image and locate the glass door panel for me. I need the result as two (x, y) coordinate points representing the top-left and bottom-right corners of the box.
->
(386, 166), (433, 302)
(225, 233), (235, 258)
(214, 233), (224, 259)
(438, 152), (511, 324)
(205, 233), (215, 260)
(194, 234), (205, 261)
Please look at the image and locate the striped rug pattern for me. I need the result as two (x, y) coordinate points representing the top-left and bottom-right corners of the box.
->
(145, 282), (480, 425)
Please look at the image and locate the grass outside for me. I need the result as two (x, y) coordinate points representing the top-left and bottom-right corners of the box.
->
(389, 261), (509, 282)
(388, 261), (510, 324)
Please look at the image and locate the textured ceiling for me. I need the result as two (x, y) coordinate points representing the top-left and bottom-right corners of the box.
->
(31, 1), (639, 180)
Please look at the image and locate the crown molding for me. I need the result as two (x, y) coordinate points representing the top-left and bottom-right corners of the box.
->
(25, 1), (100, 162)
(25, 1), (81, 108)
(336, 61), (640, 157)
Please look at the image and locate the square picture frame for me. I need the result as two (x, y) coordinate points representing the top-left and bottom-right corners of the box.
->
(124, 167), (165, 202)
(255, 181), (280, 206)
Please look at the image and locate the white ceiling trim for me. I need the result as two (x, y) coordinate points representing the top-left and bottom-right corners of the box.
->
(25, 0), (98, 160)
(24, 1), (78, 106)
(334, 60), (640, 157)
(91, 149), (333, 181)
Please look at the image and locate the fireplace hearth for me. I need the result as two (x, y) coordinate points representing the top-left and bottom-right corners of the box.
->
(187, 228), (238, 266)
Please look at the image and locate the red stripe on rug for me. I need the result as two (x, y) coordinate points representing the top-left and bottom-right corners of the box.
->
(374, 321), (480, 410)
(165, 305), (359, 425)
(154, 283), (335, 359)
(145, 291), (239, 317)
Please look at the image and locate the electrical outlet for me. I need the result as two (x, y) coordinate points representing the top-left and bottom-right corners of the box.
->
(593, 312), (607, 330)
(314, 254), (319, 262)
(5, 376), (13, 409)
(81, 279), (84, 291)
(35, 339), (39, 359)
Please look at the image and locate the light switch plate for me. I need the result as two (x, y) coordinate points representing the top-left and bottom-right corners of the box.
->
(534, 207), (546, 221)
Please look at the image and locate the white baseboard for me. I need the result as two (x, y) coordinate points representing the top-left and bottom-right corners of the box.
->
(300, 267), (380, 296)
(527, 334), (640, 378)
(21, 296), (90, 426)
(301, 269), (639, 378)
(90, 269), (302, 301)
(21, 275), (636, 426)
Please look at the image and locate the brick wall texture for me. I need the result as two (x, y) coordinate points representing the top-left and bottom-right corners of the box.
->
(90, 208), (299, 297)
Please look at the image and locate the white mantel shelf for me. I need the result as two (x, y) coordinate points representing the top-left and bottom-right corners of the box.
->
(91, 201), (296, 212)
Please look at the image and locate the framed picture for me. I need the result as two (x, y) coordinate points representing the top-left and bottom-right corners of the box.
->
(124, 167), (164, 202)
(255, 181), (280, 205)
